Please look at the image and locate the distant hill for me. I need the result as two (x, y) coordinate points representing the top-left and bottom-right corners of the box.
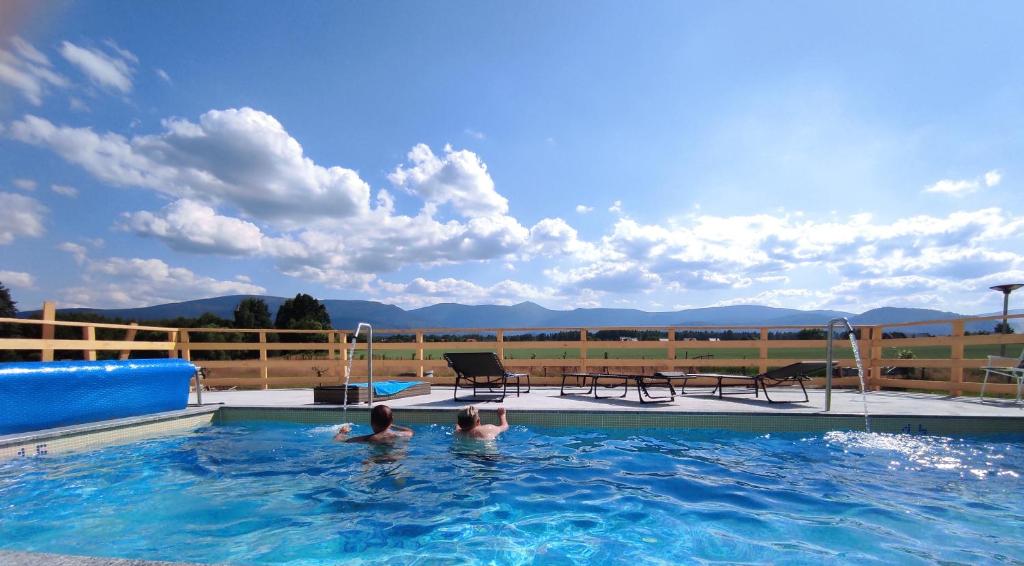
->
(20, 294), (1021, 333)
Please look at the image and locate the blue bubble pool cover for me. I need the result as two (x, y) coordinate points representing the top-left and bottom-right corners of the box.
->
(0, 358), (196, 435)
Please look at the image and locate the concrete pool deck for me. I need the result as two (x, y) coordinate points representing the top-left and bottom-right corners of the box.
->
(190, 386), (1024, 417)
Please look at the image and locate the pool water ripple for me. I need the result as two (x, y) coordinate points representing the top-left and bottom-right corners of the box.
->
(1, 423), (1022, 564)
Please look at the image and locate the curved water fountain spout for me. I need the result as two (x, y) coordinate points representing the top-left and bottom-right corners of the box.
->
(341, 322), (374, 424)
(825, 317), (871, 432)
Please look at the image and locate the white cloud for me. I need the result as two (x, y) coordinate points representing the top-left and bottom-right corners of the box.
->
(51, 184), (78, 197)
(575, 204), (593, 214)
(0, 36), (68, 105)
(8, 109), (373, 225)
(609, 200), (623, 214)
(0, 270), (34, 288)
(68, 97), (89, 112)
(381, 277), (553, 309)
(58, 241), (88, 264)
(59, 40), (135, 93)
(0, 192), (46, 244)
(389, 143), (509, 217)
(121, 199), (264, 255)
(12, 178), (36, 191)
(463, 128), (485, 140)
(984, 169), (1002, 187)
(155, 68), (171, 83)
(924, 169), (1003, 196)
(61, 256), (265, 308)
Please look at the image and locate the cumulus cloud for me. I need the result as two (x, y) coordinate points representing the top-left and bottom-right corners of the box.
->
(59, 40), (136, 93)
(0, 270), (34, 288)
(380, 277), (553, 309)
(51, 184), (78, 197)
(8, 108), (373, 225)
(388, 143), (509, 217)
(121, 199), (264, 254)
(60, 256), (265, 308)
(924, 169), (1002, 196)
(58, 241), (89, 264)
(609, 200), (623, 214)
(0, 192), (46, 244)
(0, 36), (68, 105)
(575, 204), (593, 214)
(155, 68), (171, 83)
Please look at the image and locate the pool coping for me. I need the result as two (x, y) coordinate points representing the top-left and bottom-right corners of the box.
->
(0, 406), (220, 449)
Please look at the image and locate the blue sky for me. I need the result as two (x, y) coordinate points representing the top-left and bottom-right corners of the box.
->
(1, 1), (1023, 314)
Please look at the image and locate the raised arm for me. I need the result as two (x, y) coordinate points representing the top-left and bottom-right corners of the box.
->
(496, 407), (510, 432)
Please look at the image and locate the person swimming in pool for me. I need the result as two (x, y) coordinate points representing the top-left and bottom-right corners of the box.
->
(454, 406), (510, 440)
(334, 404), (413, 443)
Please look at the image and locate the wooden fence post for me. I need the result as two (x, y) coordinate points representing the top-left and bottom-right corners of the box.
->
(119, 322), (138, 360)
(758, 328), (769, 374)
(40, 301), (55, 362)
(166, 331), (178, 358)
(416, 331), (425, 379)
(950, 320), (965, 397)
(870, 326), (883, 391)
(180, 329), (191, 362)
(259, 331), (269, 390)
(579, 328), (588, 373)
(82, 325), (97, 361)
(496, 329), (504, 360)
(667, 328), (676, 364)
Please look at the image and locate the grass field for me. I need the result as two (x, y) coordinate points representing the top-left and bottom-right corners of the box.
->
(354, 344), (1023, 361)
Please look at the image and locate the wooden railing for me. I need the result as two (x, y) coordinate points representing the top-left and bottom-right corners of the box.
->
(2, 302), (1023, 397)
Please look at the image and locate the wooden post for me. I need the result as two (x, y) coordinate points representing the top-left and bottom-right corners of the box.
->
(416, 331), (425, 379)
(870, 326), (883, 391)
(950, 320), (965, 396)
(579, 328), (588, 373)
(258, 331), (269, 390)
(326, 331), (335, 383)
(82, 325), (97, 361)
(667, 328), (676, 364)
(180, 329), (191, 362)
(119, 322), (138, 360)
(40, 301), (55, 362)
(166, 331), (178, 358)
(496, 329), (504, 360)
(758, 327), (769, 374)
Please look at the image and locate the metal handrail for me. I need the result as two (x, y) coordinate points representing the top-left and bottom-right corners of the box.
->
(353, 323), (374, 407)
(825, 317), (856, 411)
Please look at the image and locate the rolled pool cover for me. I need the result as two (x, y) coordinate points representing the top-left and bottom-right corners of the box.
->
(0, 358), (197, 435)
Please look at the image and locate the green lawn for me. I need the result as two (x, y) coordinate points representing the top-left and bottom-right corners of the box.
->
(353, 343), (1023, 361)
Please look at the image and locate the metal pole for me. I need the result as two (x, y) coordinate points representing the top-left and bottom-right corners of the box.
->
(1001, 291), (1010, 358)
(367, 326), (374, 407)
(825, 321), (834, 412)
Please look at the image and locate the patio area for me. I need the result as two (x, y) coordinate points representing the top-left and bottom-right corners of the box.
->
(190, 386), (1024, 417)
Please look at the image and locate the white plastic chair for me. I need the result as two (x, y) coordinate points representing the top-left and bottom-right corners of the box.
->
(978, 348), (1024, 403)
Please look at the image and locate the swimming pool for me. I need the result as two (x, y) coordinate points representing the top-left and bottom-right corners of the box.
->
(1, 421), (1021, 564)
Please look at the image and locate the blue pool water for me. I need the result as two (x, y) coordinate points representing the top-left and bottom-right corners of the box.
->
(1, 422), (1022, 564)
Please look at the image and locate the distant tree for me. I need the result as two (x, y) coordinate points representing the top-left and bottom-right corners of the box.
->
(275, 293), (331, 343)
(0, 281), (16, 319)
(0, 281), (21, 360)
(796, 328), (827, 340)
(994, 322), (1016, 334)
(234, 298), (272, 329)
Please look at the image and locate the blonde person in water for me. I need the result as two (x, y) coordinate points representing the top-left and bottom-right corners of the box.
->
(455, 406), (510, 440)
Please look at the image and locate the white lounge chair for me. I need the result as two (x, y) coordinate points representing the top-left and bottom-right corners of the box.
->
(978, 348), (1024, 403)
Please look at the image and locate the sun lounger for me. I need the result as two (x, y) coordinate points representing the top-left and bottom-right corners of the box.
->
(560, 371), (690, 403)
(687, 361), (834, 403)
(978, 349), (1024, 403)
(444, 352), (530, 402)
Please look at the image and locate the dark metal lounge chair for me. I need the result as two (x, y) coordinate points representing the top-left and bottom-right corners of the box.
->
(560, 371), (691, 403)
(444, 352), (530, 402)
(689, 361), (835, 403)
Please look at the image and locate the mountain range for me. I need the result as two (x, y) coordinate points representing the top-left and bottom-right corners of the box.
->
(20, 295), (1024, 334)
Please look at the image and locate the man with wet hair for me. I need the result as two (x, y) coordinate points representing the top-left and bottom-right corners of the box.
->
(455, 406), (510, 440)
(334, 404), (414, 443)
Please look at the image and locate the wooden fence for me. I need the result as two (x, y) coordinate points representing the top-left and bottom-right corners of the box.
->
(2, 302), (1023, 397)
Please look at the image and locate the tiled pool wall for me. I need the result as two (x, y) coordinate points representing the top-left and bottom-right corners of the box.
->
(0, 407), (217, 461)
(2, 406), (1022, 461)
(217, 407), (1024, 436)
